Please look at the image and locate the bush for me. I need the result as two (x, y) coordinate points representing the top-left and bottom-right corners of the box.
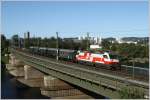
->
(119, 86), (145, 99)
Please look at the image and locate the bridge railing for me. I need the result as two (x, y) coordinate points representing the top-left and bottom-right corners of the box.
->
(121, 65), (149, 80)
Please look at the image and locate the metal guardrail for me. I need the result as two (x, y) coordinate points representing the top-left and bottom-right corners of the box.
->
(121, 65), (149, 80)
(122, 65), (149, 70)
(11, 49), (149, 98)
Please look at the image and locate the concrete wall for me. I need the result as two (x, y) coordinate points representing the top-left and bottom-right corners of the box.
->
(24, 65), (44, 80)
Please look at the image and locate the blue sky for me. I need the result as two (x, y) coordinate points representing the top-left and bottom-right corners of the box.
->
(2, 1), (149, 39)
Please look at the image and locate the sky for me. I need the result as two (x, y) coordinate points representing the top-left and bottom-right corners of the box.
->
(1, 1), (149, 39)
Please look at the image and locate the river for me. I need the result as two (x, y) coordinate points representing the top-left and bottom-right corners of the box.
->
(1, 64), (106, 99)
(1, 64), (49, 99)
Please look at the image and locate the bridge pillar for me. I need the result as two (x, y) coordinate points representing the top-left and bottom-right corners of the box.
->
(9, 54), (15, 65)
(24, 65), (44, 79)
(6, 54), (24, 77)
(17, 65), (44, 87)
(41, 75), (90, 98)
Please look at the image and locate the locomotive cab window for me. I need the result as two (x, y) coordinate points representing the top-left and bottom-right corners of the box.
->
(103, 55), (108, 59)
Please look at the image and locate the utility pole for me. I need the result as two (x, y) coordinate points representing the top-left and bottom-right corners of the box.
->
(132, 59), (135, 79)
(18, 35), (20, 48)
(10, 36), (12, 47)
(56, 32), (59, 60)
(33, 34), (35, 46)
(87, 32), (89, 50)
(38, 38), (40, 48)
(24, 33), (26, 48)
(45, 38), (48, 56)
(27, 31), (30, 49)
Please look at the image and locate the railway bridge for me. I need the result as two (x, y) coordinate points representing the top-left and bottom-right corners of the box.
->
(7, 48), (149, 99)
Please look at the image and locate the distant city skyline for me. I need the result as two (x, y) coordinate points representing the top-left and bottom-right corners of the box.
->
(2, 1), (148, 39)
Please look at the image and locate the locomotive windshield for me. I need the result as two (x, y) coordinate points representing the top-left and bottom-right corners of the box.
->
(109, 54), (118, 59)
(103, 55), (108, 59)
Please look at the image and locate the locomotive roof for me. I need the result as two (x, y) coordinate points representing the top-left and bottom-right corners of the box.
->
(82, 49), (118, 55)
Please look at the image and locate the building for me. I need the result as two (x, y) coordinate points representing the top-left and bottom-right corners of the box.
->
(116, 37), (137, 44)
(63, 37), (81, 43)
(90, 45), (102, 49)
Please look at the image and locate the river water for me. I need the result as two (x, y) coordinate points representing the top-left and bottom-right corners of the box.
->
(1, 64), (106, 99)
(1, 64), (49, 99)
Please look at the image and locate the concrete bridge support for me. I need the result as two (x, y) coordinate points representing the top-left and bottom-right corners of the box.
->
(41, 75), (91, 98)
(24, 65), (44, 80)
(18, 65), (45, 87)
(6, 54), (24, 77)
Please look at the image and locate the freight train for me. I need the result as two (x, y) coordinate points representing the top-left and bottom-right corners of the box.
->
(28, 46), (121, 70)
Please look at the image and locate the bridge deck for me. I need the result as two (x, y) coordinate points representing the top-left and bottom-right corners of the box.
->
(11, 49), (149, 98)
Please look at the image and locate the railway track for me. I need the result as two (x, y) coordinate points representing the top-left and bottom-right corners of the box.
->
(12, 49), (148, 82)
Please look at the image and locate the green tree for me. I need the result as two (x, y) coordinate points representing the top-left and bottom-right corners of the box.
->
(24, 32), (30, 49)
(1, 34), (6, 51)
(12, 34), (19, 47)
(1, 34), (10, 64)
(101, 39), (112, 50)
(81, 40), (88, 50)
(1, 34), (8, 55)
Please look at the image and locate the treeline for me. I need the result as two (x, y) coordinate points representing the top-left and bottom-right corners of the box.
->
(1, 34), (9, 56)
(29, 37), (84, 50)
(9, 34), (149, 59)
(101, 40), (149, 59)
(11, 34), (89, 50)
(1, 34), (10, 65)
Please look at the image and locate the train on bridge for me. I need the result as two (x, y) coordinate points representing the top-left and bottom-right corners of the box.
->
(27, 47), (121, 70)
